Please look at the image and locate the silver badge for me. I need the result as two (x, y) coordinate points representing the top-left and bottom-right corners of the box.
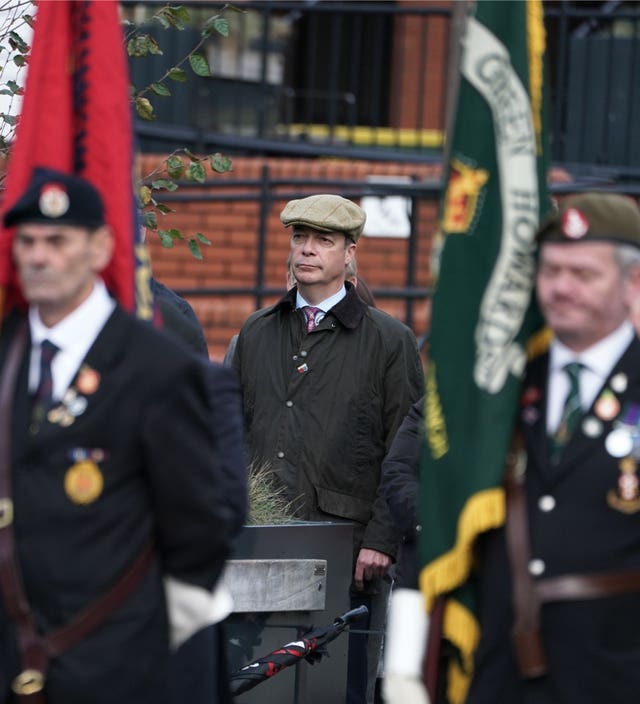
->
(582, 416), (603, 438)
(605, 428), (634, 458)
(610, 373), (628, 394)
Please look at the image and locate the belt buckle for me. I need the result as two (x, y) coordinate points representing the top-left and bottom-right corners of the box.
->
(0, 498), (13, 528)
(11, 669), (45, 695)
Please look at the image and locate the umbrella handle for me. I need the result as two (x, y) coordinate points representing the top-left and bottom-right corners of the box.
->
(335, 604), (369, 625)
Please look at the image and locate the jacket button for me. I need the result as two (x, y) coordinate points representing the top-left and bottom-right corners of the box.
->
(300, 350), (308, 357)
(528, 559), (546, 576)
(538, 495), (556, 512)
(292, 355), (298, 361)
(276, 451), (285, 459)
(285, 400), (293, 407)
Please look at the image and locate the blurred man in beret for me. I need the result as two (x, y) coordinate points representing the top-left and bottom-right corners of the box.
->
(0, 167), (246, 704)
(461, 192), (640, 703)
(232, 193), (423, 704)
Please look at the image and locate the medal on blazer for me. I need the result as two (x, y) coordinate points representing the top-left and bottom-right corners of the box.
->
(594, 389), (620, 422)
(607, 456), (640, 514)
(76, 365), (100, 395)
(64, 460), (104, 505)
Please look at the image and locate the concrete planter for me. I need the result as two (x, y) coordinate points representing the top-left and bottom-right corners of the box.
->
(224, 522), (354, 704)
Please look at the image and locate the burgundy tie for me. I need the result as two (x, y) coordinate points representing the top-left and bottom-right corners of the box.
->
(33, 339), (59, 413)
(302, 306), (321, 333)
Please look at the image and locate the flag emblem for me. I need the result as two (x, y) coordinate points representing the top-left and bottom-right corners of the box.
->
(441, 159), (489, 234)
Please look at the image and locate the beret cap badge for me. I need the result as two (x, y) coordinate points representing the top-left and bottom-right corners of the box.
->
(561, 207), (589, 239)
(38, 182), (70, 219)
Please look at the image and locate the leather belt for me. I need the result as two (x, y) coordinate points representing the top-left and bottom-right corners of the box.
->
(536, 569), (640, 602)
(0, 321), (154, 700)
(504, 429), (640, 679)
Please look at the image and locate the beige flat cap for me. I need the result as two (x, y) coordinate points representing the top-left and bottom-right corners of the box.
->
(280, 194), (366, 241)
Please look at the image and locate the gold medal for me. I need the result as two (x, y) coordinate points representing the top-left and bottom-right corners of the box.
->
(607, 457), (640, 514)
(64, 460), (103, 505)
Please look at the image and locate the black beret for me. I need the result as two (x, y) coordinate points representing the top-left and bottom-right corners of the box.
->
(537, 192), (640, 248)
(3, 167), (105, 229)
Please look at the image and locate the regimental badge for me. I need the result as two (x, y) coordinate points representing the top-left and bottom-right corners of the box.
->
(594, 390), (620, 421)
(607, 457), (640, 514)
(38, 182), (69, 218)
(440, 158), (489, 234)
(64, 460), (104, 505)
(561, 207), (589, 239)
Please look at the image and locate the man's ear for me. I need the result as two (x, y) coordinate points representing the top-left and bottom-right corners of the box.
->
(90, 225), (115, 272)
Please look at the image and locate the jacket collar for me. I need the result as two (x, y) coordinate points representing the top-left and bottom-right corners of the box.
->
(268, 281), (368, 330)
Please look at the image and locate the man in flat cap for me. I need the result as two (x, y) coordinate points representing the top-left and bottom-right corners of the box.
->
(232, 193), (423, 704)
(460, 192), (640, 703)
(0, 167), (246, 704)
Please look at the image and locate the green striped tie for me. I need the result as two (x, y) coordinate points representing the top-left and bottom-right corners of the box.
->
(550, 362), (583, 463)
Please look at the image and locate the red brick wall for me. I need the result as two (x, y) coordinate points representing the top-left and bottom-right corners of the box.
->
(140, 154), (442, 362)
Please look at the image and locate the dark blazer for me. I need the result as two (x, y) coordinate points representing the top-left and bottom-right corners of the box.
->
(0, 307), (246, 704)
(468, 336), (640, 704)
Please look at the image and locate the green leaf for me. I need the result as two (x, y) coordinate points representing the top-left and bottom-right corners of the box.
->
(158, 230), (175, 248)
(156, 5), (190, 30)
(167, 67), (187, 82)
(139, 185), (152, 206)
(12, 55), (26, 67)
(1, 114), (17, 126)
(135, 96), (155, 121)
(150, 82), (171, 97)
(127, 34), (162, 58)
(187, 161), (206, 183)
(166, 156), (185, 179)
(195, 232), (212, 245)
(142, 210), (158, 230)
(8, 32), (27, 53)
(210, 153), (233, 173)
(203, 15), (229, 38)
(156, 203), (175, 214)
(167, 228), (184, 241)
(6, 80), (22, 95)
(151, 179), (178, 191)
(188, 239), (203, 260)
(188, 53), (210, 77)
(23, 14), (35, 28)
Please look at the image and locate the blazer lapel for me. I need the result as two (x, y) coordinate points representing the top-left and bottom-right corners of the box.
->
(27, 307), (132, 439)
(520, 352), (550, 478)
(550, 336), (640, 483)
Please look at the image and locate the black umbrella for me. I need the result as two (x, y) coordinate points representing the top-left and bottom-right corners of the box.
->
(229, 604), (368, 696)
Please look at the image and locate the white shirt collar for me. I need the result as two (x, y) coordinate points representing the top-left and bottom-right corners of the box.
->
(296, 285), (346, 312)
(549, 320), (634, 380)
(29, 278), (115, 349)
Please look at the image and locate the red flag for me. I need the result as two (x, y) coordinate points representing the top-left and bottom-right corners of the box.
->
(0, 0), (152, 320)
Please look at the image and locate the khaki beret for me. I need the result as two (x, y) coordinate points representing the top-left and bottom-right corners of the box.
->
(537, 192), (640, 248)
(280, 194), (366, 242)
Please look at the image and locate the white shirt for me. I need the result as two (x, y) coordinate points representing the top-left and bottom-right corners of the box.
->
(546, 321), (634, 434)
(296, 285), (347, 324)
(28, 279), (116, 400)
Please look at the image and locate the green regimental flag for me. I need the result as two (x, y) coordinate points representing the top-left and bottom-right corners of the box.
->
(418, 1), (550, 702)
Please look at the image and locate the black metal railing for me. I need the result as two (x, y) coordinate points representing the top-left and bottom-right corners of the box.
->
(125, 1), (640, 179)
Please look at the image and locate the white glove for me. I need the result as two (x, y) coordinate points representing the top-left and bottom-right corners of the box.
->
(382, 588), (431, 704)
(164, 576), (233, 650)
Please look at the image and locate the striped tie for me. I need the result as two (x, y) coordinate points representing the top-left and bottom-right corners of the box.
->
(550, 361), (583, 463)
(302, 306), (321, 333)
